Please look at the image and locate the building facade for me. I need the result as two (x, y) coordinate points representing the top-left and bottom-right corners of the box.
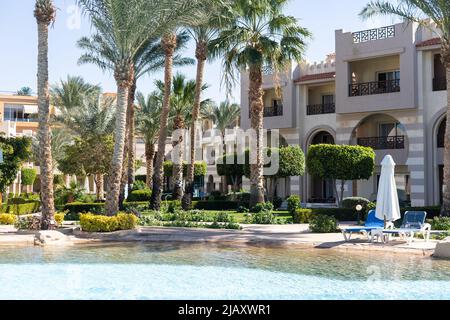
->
(240, 21), (448, 207)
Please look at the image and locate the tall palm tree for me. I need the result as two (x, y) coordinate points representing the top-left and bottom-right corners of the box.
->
(182, 17), (221, 209)
(34, 0), (56, 229)
(210, 0), (311, 206)
(150, 32), (178, 209)
(135, 92), (162, 188)
(124, 34), (193, 197)
(77, 0), (205, 215)
(360, 1), (450, 216)
(202, 101), (240, 193)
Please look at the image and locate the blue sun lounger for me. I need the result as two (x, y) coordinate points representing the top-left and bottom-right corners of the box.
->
(341, 210), (389, 242)
(381, 211), (431, 243)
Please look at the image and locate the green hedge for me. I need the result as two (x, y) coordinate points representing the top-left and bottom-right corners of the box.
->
(310, 208), (357, 221)
(293, 209), (313, 223)
(63, 202), (105, 215)
(401, 206), (441, 219)
(192, 200), (241, 211)
(0, 201), (40, 215)
(127, 189), (151, 202)
(79, 213), (138, 232)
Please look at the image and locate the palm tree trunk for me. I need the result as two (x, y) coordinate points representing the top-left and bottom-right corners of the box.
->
(94, 173), (104, 201)
(442, 65), (450, 216)
(182, 41), (207, 210)
(36, 18), (56, 230)
(150, 33), (177, 210)
(118, 124), (129, 208)
(127, 78), (137, 193)
(145, 142), (155, 189)
(172, 114), (184, 201)
(248, 65), (265, 207)
(105, 84), (129, 215)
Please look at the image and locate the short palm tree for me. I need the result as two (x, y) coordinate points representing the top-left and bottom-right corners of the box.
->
(360, 1), (450, 215)
(53, 78), (116, 200)
(156, 74), (209, 200)
(135, 91), (162, 189)
(17, 87), (33, 96)
(210, 0), (311, 206)
(202, 101), (240, 193)
(34, 0), (57, 229)
(51, 75), (101, 110)
(77, 0), (205, 215)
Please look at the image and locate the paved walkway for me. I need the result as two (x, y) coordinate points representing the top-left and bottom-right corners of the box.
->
(1, 223), (439, 256)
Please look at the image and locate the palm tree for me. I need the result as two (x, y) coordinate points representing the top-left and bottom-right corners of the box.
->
(156, 74), (209, 200)
(77, 0), (205, 215)
(51, 75), (101, 110)
(34, 0), (57, 229)
(54, 89), (116, 200)
(210, 0), (311, 206)
(121, 34), (193, 199)
(182, 16), (222, 209)
(360, 1), (450, 216)
(202, 101), (240, 193)
(135, 92), (162, 188)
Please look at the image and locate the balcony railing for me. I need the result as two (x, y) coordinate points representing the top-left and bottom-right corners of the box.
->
(307, 103), (335, 115)
(248, 105), (283, 118)
(352, 25), (395, 43)
(264, 105), (283, 117)
(349, 79), (400, 97)
(433, 77), (447, 91)
(357, 135), (405, 150)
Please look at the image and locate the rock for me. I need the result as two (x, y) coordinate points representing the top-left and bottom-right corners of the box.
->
(433, 240), (450, 259)
(34, 230), (71, 246)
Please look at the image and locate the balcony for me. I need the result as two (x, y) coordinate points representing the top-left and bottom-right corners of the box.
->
(249, 105), (283, 118)
(357, 135), (405, 150)
(349, 79), (400, 97)
(433, 77), (447, 91)
(352, 25), (395, 44)
(307, 103), (335, 116)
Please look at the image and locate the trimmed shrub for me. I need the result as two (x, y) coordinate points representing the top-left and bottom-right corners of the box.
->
(123, 201), (149, 211)
(0, 201), (41, 215)
(341, 197), (371, 210)
(79, 213), (138, 232)
(309, 214), (338, 233)
(127, 188), (151, 202)
(0, 213), (17, 225)
(55, 212), (66, 226)
(287, 195), (301, 214)
(21, 168), (37, 186)
(167, 200), (182, 213)
(63, 202), (105, 215)
(131, 180), (147, 191)
(292, 209), (313, 224)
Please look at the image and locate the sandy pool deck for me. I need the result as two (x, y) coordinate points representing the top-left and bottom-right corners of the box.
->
(0, 223), (440, 257)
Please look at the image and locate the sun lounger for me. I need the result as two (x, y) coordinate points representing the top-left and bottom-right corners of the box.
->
(382, 211), (431, 243)
(341, 210), (391, 242)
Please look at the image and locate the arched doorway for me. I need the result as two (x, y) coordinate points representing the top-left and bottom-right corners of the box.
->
(308, 130), (335, 203)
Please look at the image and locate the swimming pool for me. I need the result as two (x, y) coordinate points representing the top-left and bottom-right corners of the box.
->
(0, 242), (449, 300)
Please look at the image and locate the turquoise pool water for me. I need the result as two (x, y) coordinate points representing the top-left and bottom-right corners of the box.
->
(0, 242), (449, 300)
